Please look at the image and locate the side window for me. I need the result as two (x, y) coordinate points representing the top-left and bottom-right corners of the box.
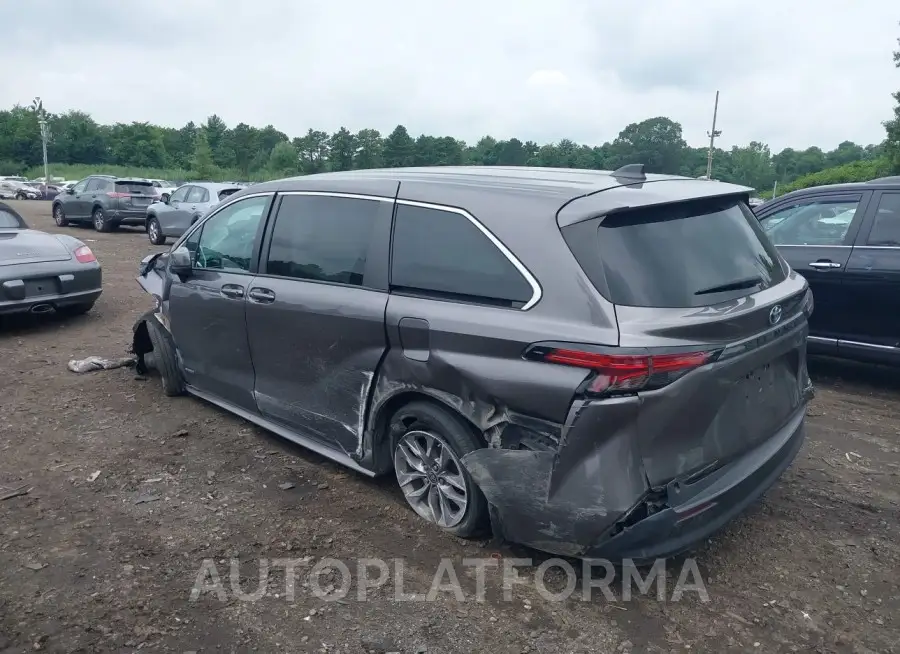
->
(72, 179), (89, 193)
(97, 179), (113, 192)
(193, 195), (269, 272)
(186, 186), (207, 203)
(759, 196), (861, 246)
(390, 204), (534, 307)
(865, 193), (900, 247)
(170, 186), (191, 203)
(84, 178), (102, 192)
(265, 195), (380, 286)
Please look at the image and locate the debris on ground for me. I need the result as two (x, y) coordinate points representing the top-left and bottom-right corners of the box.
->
(0, 485), (32, 501)
(22, 562), (45, 571)
(133, 494), (162, 505)
(279, 482), (296, 490)
(67, 355), (136, 374)
(87, 470), (101, 482)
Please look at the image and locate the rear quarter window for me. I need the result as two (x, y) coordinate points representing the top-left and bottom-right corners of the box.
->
(390, 204), (534, 308)
(116, 182), (155, 194)
(567, 197), (787, 308)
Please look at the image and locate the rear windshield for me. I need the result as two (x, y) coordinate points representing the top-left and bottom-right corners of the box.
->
(591, 198), (786, 308)
(115, 181), (156, 195)
(218, 188), (241, 200)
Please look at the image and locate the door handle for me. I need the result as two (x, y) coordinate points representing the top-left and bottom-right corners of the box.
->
(248, 287), (276, 304)
(808, 260), (842, 269)
(220, 284), (245, 299)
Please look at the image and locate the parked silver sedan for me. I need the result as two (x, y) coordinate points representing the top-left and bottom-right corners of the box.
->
(145, 182), (243, 245)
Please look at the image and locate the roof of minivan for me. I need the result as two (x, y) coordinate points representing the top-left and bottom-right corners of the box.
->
(771, 178), (900, 198)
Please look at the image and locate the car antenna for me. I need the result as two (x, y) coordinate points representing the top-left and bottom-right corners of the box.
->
(611, 163), (646, 182)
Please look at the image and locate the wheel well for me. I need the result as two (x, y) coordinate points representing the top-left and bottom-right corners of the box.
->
(370, 390), (484, 473)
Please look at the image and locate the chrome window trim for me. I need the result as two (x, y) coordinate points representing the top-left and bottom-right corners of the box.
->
(279, 190), (394, 203)
(839, 339), (898, 351)
(395, 198), (543, 311)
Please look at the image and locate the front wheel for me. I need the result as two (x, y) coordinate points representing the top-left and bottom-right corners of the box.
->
(15, 192), (25, 200)
(147, 217), (166, 245)
(146, 319), (185, 397)
(92, 207), (112, 232)
(391, 401), (489, 538)
(53, 204), (69, 227)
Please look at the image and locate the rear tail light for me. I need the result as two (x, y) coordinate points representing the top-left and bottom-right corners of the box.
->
(74, 245), (96, 263)
(107, 192), (129, 198)
(527, 346), (716, 395)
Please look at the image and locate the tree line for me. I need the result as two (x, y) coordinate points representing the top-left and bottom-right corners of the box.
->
(0, 104), (893, 192)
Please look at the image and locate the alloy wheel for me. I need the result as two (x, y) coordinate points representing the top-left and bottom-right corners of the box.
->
(394, 430), (468, 528)
(148, 220), (160, 243)
(93, 211), (104, 230)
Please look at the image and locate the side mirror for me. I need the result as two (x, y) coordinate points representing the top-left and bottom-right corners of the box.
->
(169, 246), (193, 278)
(66, 187), (75, 195)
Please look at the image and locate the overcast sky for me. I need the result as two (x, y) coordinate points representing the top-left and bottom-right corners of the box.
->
(3, 0), (898, 152)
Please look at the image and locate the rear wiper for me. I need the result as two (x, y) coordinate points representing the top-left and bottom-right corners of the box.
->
(694, 276), (764, 296)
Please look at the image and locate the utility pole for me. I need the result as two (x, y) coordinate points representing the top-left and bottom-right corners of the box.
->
(705, 91), (721, 180)
(32, 97), (50, 187)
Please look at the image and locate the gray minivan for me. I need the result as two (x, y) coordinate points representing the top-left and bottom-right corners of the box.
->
(132, 165), (815, 561)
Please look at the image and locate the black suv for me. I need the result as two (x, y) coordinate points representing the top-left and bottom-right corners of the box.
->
(755, 176), (900, 365)
(52, 176), (158, 232)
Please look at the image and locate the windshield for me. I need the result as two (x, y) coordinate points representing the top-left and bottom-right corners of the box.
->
(593, 198), (786, 308)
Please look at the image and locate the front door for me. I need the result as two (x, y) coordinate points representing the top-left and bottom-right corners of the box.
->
(842, 190), (900, 350)
(245, 192), (392, 455)
(166, 193), (273, 412)
(163, 185), (193, 237)
(758, 191), (871, 348)
(67, 178), (91, 220)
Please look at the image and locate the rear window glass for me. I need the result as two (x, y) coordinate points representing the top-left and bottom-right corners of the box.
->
(115, 182), (155, 194)
(591, 198), (786, 308)
(218, 188), (241, 200)
(0, 207), (25, 228)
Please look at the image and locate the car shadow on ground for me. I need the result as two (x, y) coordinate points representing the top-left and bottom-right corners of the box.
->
(809, 355), (900, 393)
(0, 309), (95, 338)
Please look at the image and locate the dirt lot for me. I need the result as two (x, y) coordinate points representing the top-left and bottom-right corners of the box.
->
(1, 200), (898, 654)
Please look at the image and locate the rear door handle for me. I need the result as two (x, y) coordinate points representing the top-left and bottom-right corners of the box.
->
(220, 284), (245, 299)
(808, 260), (842, 269)
(248, 287), (276, 304)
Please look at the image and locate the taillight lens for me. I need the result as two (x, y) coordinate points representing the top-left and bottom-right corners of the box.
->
(530, 346), (714, 395)
(107, 192), (129, 198)
(74, 245), (96, 263)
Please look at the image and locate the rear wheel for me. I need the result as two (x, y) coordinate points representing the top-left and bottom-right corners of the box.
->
(160, 193), (170, 203)
(92, 207), (111, 232)
(147, 216), (166, 245)
(146, 319), (185, 397)
(15, 192), (25, 200)
(390, 401), (489, 538)
(57, 301), (94, 317)
(53, 204), (68, 227)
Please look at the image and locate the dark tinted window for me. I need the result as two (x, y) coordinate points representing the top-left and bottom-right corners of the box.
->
(265, 195), (380, 286)
(84, 178), (104, 192)
(390, 204), (533, 307)
(866, 193), (900, 246)
(116, 181), (155, 194)
(591, 198), (786, 308)
(760, 197), (860, 246)
(218, 187), (241, 201)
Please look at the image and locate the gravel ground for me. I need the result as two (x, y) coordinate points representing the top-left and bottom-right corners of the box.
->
(1, 200), (898, 654)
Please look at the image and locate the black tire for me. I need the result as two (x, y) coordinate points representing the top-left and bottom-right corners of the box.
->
(92, 206), (112, 232)
(147, 216), (166, 245)
(53, 204), (69, 227)
(15, 192), (25, 200)
(161, 193), (170, 203)
(146, 319), (185, 397)
(389, 401), (489, 538)
(57, 301), (95, 317)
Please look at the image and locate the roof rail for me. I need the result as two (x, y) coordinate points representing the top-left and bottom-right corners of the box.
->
(611, 163), (646, 182)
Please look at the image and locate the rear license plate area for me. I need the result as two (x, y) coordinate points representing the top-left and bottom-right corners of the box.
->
(736, 355), (801, 426)
(25, 278), (58, 297)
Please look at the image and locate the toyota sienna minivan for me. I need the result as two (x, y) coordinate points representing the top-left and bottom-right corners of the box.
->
(132, 165), (815, 561)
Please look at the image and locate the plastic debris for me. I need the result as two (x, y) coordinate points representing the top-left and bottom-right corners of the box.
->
(67, 356), (136, 374)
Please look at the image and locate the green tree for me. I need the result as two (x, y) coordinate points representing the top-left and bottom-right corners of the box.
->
(885, 25), (900, 173)
(609, 117), (686, 173)
(383, 125), (415, 167)
(329, 127), (356, 171)
(267, 141), (298, 176)
(191, 131), (216, 179)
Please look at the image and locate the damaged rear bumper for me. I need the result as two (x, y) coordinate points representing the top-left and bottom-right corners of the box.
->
(462, 396), (808, 562)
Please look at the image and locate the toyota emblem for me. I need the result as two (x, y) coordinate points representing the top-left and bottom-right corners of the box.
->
(769, 304), (783, 326)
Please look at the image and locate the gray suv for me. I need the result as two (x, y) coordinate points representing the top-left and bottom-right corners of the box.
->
(52, 175), (159, 232)
(132, 165), (815, 560)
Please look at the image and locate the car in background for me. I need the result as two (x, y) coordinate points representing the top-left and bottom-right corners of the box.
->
(147, 179), (178, 203)
(131, 164), (813, 561)
(0, 179), (42, 200)
(0, 201), (101, 317)
(754, 177), (900, 365)
(52, 176), (159, 232)
(145, 182), (243, 244)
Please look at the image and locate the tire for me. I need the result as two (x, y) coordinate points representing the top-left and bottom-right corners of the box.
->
(147, 216), (166, 245)
(161, 193), (170, 203)
(146, 319), (185, 397)
(53, 204), (69, 227)
(15, 192), (25, 200)
(390, 401), (489, 538)
(92, 206), (112, 232)
(57, 301), (94, 317)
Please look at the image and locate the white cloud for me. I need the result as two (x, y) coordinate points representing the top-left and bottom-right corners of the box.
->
(2, 0), (897, 152)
